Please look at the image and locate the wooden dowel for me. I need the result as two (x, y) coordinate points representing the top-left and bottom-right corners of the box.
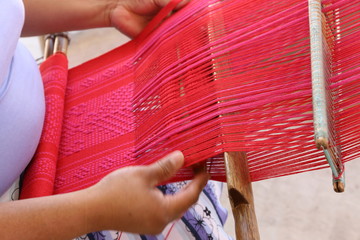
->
(224, 152), (260, 240)
(53, 33), (69, 55)
(43, 35), (54, 60)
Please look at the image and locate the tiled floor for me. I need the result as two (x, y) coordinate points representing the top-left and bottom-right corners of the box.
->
(21, 29), (360, 240)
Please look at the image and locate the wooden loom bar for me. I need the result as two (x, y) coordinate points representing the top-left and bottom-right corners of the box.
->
(308, 0), (345, 192)
(224, 152), (260, 240)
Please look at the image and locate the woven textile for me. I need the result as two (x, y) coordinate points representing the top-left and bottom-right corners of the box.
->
(21, 0), (360, 198)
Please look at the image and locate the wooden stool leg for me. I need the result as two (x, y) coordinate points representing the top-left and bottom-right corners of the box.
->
(224, 152), (260, 240)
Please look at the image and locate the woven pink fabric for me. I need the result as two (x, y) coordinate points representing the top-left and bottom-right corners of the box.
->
(21, 0), (360, 198)
(21, 53), (68, 198)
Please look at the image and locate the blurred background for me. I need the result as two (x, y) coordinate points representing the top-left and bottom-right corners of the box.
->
(21, 28), (360, 240)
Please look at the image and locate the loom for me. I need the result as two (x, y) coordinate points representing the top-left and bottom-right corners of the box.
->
(20, 0), (360, 239)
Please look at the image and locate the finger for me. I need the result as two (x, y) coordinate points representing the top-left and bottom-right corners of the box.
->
(165, 171), (209, 220)
(153, 0), (190, 10)
(174, 0), (191, 10)
(147, 151), (185, 186)
(111, 6), (150, 38)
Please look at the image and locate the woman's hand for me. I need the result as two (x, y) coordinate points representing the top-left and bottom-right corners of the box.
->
(108, 0), (190, 37)
(88, 150), (209, 234)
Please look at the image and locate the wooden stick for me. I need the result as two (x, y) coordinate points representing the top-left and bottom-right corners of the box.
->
(43, 35), (54, 60)
(224, 152), (260, 240)
(53, 33), (70, 55)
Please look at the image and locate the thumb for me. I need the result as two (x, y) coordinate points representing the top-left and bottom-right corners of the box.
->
(147, 151), (184, 186)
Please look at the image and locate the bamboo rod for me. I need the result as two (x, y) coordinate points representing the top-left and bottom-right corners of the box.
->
(53, 33), (69, 55)
(224, 152), (260, 240)
(43, 35), (54, 60)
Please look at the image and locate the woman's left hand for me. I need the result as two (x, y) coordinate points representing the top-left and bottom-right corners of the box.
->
(108, 0), (190, 37)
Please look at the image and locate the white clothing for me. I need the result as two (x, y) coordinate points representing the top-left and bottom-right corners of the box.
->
(0, 0), (45, 195)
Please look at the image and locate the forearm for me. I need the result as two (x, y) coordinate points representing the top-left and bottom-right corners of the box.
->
(22, 0), (114, 36)
(0, 189), (97, 240)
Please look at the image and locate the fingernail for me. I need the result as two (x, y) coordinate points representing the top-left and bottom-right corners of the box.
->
(171, 150), (183, 157)
(203, 173), (210, 187)
(167, 150), (184, 165)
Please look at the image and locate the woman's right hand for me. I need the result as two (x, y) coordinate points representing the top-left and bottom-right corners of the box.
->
(87, 150), (209, 234)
